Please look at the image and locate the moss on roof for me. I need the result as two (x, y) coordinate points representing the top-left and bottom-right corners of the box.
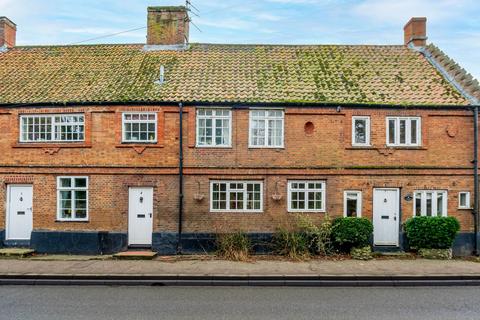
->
(0, 43), (469, 105)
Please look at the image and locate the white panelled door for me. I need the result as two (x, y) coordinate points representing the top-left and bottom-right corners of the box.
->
(128, 187), (153, 246)
(373, 188), (399, 246)
(6, 185), (33, 240)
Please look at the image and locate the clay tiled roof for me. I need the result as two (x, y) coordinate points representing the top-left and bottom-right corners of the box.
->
(0, 43), (471, 105)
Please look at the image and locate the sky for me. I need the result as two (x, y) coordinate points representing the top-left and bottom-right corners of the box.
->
(1, 0), (479, 80)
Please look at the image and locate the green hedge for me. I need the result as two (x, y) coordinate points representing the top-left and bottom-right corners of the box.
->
(404, 216), (460, 249)
(331, 217), (373, 252)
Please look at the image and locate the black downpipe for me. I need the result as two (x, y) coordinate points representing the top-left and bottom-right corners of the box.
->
(177, 102), (184, 254)
(474, 105), (479, 256)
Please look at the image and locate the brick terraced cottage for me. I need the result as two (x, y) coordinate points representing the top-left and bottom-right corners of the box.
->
(0, 7), (479, 255)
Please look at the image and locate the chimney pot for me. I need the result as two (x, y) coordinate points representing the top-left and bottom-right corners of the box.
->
(0, 16), (16, 48)
(404, 17), (427, 47)
(147, 6), (189, 46)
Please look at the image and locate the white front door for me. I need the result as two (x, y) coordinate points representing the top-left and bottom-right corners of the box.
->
(6, 185), (33, 240)
(128, 187), (153, 246)
(373, 188), (399, 246)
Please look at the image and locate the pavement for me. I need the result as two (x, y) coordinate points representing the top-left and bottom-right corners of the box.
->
(0, 256), (480, 276)
(0, 256), (480, 286)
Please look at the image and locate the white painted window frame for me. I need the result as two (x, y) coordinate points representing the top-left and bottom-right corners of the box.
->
(352, 116), (371, 146)
(287, 180), (326, 213)
(248, 109), (285, 148)
(209, 180), (263, 213)
(196, 108), (232, 148)
(57, 176), (89, 222)
(413, 190), (448, 217)
(458, 191), (471, 209)
(386, 116), (421, 147)
(19, 114), (85, 142)
(122, 112), (157, 143)
(343, 190), (362, 217)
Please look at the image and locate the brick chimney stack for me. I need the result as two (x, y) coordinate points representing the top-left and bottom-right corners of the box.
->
(147, 6), (189, 46)
(404, 17), (427, 47)
(0, 17), (16, 48)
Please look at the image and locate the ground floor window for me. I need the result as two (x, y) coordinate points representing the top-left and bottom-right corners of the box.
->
(414, 190), (447, 217)
(210, 181), (263, 212)
(288, 181), (326, 212)
(344, 191), (362, 217)
(458, 191), (471, 209)
(57, 176), (89, 221)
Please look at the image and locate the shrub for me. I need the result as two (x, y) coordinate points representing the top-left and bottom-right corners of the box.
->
(296, 214), (333, 256)
(215, 231), (251, 261)
(272, 227), (310, 260)
(331, 217), (373, 252)
(404, 216), (460, 250)
(350, 246), (373, 260)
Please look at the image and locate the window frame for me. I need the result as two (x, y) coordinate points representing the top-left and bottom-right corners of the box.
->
(343, 190), (362, 217)
(386, 116), (421, 147)
(458, 191), (471, 209)
(56, 176), (89, 222)
(248, 109), (285, 148)
(121, 112), (158, 143)
(209, 180), (263, 213)
(19, 114), (85, 143)
(351, 116), (371, 146)
(413, 190), (448, 217)
(287, 180), (326, 213)
(195, 108), (232, 148)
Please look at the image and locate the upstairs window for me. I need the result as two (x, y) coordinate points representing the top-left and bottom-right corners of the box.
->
(249, 110), (284, 148)
(386, 117), (421, 146)
(196, 109), (232, 147)
(288, 181), (326, 212)
(352, 116), (370, 146)
(414, 190), (447, 217)
(57, 177), (88, 221)
(122, 113), (157, 143)
(20, 114), (85, 142)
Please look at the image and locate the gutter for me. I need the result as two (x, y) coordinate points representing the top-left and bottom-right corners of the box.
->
(474, 105), (479, 256)
(0, 100), (472, 110)
(177, 102), (184, 254)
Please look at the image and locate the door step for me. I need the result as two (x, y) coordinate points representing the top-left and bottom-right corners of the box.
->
(0, 248), (35, 258)
(113, 250), (157, 260)
(2, 240), (30, 248)
(373, 245), (402, 253)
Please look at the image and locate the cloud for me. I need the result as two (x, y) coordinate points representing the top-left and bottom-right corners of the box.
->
(352, 0), (474, 24)
(196, 17), (254, 30)
(266, 0), (323, 3)
(254, 13), (283, 21)
(63, 27), (123, 35)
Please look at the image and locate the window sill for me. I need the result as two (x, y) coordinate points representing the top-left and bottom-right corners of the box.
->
(385, 146), (426, 150)
(55, 220), (89, 223)
(288, 211), (326, 214)
(13, 143), (92, 148)
(115, 144), (164, 148)
(248, 146), (285, 150)
(196, 145), (233, 149)
(458, 207), (472, 210)
(210, 211), (263, 214)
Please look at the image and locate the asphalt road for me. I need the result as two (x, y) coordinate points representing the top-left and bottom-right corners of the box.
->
(0, 286), (479, 320)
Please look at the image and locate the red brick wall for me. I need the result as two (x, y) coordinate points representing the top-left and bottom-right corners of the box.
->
(0, 105), (476, 232)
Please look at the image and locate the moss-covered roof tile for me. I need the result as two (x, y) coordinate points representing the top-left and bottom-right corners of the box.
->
(0, 43), (470, 105)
